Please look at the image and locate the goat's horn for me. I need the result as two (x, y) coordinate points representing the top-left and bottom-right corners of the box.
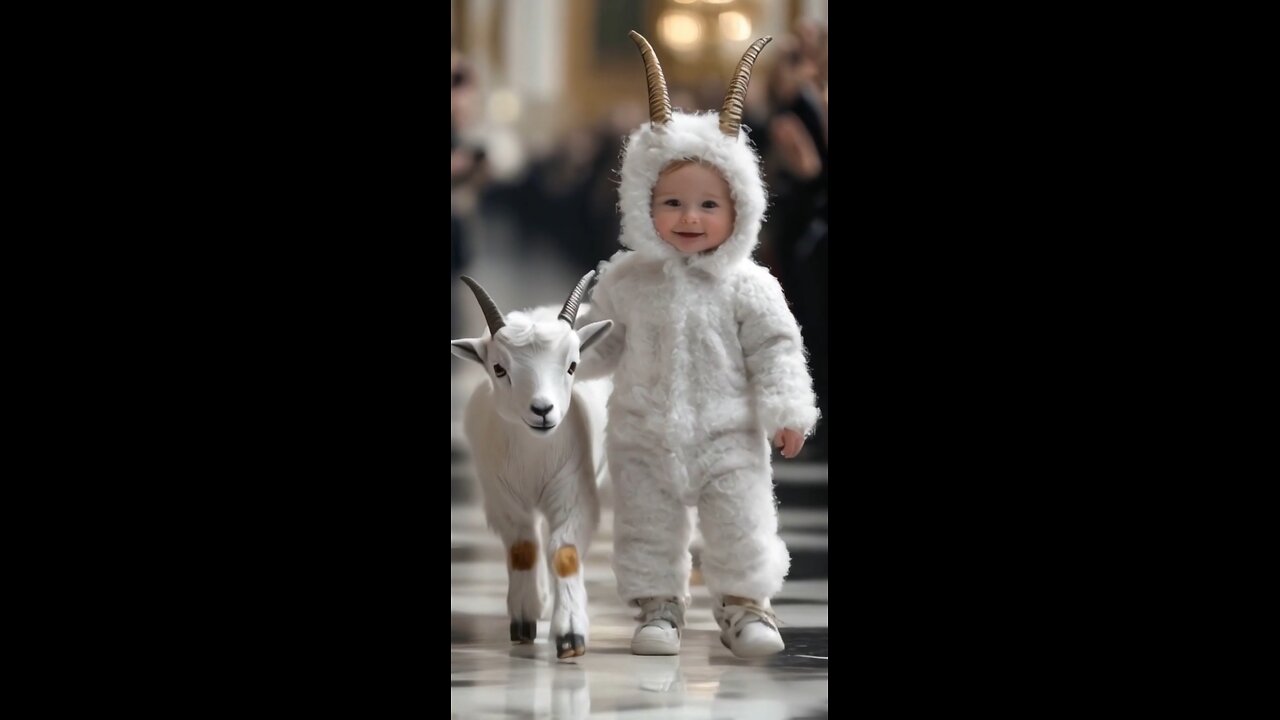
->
(719, 36), (772, 137)
(460, 275), (506, 336)
(629, 31), (671, 127)
(558, 270), (595, 326)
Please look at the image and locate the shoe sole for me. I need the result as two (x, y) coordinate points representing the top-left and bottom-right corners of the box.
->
(631, 637), (680, 655)
(720, 633), (784, 658)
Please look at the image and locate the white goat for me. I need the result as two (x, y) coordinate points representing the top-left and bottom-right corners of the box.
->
(450, 272), (613, 659)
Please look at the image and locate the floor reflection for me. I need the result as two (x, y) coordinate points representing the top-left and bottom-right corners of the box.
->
(451, 468), (829, 718)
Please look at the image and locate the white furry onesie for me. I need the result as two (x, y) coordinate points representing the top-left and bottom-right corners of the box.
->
(579, 105), (820, 606)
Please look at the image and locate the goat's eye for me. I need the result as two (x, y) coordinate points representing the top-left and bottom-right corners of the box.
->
(493, 363), (507, 377)
(568, 362), (577, 375)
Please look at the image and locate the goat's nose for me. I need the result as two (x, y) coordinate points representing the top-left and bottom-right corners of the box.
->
(531, 402), (553, 417)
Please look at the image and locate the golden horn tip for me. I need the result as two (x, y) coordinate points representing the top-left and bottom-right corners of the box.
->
(719, 36), (773, 137)
(629, 30), (671, 126)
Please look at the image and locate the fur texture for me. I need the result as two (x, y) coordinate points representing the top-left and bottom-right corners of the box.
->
(618, 112), (767, 278)
(578, 110), (819, 606)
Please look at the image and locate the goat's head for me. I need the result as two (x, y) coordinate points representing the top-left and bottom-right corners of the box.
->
(450, 271), (613, 436)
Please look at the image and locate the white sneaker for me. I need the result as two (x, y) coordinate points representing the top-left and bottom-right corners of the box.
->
(714, 595), (785, 658)
(630, 596), (685, 655)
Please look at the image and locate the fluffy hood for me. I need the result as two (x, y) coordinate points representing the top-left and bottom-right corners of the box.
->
(617, 111), (767, 277)
(613, 32), (773, 279)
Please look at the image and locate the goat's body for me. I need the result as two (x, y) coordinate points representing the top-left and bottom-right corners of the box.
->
(452, 278), (614, 658)
(458, 322), (611, 658)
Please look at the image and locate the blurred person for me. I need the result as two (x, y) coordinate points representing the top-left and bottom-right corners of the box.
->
(764, 34), (826, 235)
(520, 130), (607, 266)
(762, 33), (828, 458)
(452, 50), (487, 336)
(794, 18), (829, 99)
(577, 33), (819, 659)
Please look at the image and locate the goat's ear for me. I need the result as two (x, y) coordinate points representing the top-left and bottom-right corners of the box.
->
(450, 338), (486, 365)
(577, 320), (613, 353)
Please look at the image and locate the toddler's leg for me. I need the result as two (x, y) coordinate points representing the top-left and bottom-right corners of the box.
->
(611, 452), (693, 602)
(696, 446), (790, 657)
(696, 466), (790, 602)
(611, 450), (692, 655)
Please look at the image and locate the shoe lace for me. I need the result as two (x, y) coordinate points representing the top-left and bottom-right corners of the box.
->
(634, 596), (685, 630)
(722, 596), (782, 631)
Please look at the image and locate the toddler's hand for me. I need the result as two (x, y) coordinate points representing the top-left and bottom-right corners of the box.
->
(773, 428), (805, 459)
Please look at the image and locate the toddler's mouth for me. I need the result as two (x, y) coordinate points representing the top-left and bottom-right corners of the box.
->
(674, 231), (704, 238)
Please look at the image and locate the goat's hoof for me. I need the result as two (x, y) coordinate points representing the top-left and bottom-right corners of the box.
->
(556, 633), (586, 659)
(510, 619), (537, 643)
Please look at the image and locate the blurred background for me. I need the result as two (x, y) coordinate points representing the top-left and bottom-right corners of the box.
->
(452, 0), (828, 458)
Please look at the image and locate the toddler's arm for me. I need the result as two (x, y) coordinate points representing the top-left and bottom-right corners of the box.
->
(738, 268), (820, 440)
(574, 276), (625, 380)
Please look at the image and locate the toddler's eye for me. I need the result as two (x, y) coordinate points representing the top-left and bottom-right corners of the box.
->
(664, 199), (680, 207)
(702, 200), (719, 209)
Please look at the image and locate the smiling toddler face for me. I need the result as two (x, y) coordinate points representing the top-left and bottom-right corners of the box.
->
(650, 161), (736, 255)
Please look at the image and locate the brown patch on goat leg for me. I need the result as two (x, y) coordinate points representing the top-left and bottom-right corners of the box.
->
(553, 545), (580, 577)
(509, 540), (537, 570)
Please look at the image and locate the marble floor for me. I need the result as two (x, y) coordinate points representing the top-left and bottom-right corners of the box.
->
(450, 417), (829, 719)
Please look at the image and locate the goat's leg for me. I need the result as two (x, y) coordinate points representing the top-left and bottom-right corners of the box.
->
(493, 513), (545, 644)
(535, 533), (554, 621)
(541, 472), (600, 659)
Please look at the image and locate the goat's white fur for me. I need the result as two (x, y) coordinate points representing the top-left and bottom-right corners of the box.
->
(451, 303), (613, 658)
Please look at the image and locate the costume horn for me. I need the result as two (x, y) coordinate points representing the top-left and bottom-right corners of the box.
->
(629, 31), (671, 127)
(719, 36), (772, 137)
